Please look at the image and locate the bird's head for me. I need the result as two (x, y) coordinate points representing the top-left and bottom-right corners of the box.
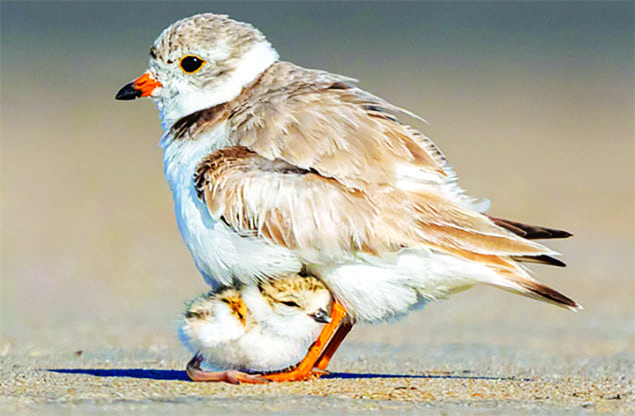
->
(257, 274), (333, 334)
(115, 13), (278, 130)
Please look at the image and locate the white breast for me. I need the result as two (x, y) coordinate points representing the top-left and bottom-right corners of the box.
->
(161, 124), (301, 287)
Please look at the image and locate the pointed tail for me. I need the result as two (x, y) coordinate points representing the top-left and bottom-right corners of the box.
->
(513, 278), (581, 311)
(488, 216), (573, 268)
(488, 216), (572, 240)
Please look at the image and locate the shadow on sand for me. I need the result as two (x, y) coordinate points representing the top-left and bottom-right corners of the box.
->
(48, 368), (527, 382)
(48, 368), (192, 381)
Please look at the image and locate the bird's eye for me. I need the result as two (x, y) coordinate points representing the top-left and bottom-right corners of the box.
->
(185, 311), (199, 319)
(280, 300), (301, 308)
(179, 55), (206, 73)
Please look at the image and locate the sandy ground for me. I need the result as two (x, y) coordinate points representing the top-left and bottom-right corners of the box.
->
(1, 331), (633, 415)
(0, 351), (632, 415)
(1, 2), (633, 415)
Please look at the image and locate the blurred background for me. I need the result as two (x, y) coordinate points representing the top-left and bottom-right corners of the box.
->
(1, 2), (633, 363)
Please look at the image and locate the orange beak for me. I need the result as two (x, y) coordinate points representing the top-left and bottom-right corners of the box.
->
(115, 72), (162, 100)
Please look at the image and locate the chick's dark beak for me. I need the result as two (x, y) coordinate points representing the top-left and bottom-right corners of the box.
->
(115, 81), (142, 100)
(309, 308), (331, 324)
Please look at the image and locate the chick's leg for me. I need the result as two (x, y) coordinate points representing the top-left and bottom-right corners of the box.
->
(264, 300), (347, 382)
(186, 353), (269, 384)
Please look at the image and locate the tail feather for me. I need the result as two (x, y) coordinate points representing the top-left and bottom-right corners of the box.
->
(516, 279), (581, 311)
(489, 266), (581, 311)
(424, 214), (578, 310)
(512, 254), (566, 268)
(488, 216), (572, 240)
(488, 216), (571, 267)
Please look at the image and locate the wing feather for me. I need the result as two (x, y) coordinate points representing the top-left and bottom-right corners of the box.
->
(195, 147), (555, 264)
(228, 62), (449, 190)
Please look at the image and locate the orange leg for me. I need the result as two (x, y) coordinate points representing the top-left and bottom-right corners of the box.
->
(186, 353), (269, 384)
(314, 321), (354, 371)
(264, 300), (347, 382)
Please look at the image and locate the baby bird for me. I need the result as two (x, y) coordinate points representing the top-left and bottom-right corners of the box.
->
(179, 273), (333, 384)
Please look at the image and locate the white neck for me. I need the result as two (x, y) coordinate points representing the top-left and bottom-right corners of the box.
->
(156, 41), (279, 131)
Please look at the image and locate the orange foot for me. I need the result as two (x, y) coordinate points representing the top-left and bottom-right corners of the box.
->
(186, 353), (269, 384)
(264, 300), (348, 382)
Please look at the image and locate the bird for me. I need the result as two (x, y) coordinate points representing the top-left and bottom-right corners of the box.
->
(179, 273), (333, 384)
(115, 13), (580, 382)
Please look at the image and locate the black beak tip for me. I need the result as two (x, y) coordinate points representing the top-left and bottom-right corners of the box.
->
(115, 82), (142, 101)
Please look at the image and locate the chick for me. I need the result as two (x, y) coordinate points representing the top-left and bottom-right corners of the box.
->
(179, 273), (332, 383)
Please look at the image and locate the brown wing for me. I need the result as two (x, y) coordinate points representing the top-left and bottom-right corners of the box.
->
(195, 147), (556, 265)
(226, 62), (453, 191)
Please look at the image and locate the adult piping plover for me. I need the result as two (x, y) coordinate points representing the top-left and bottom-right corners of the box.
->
(180, 273), (332, 384)
(116, 13), (579, 382)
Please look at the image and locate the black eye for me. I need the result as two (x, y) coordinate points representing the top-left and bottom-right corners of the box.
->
(280, 300), (301, 308)
(149, 47), (157, 59)
(179, 55), (206, 73)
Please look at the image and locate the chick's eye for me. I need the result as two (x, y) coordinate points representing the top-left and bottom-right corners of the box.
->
(179, 55), (206, 73)
(280, 300), (300, 308)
